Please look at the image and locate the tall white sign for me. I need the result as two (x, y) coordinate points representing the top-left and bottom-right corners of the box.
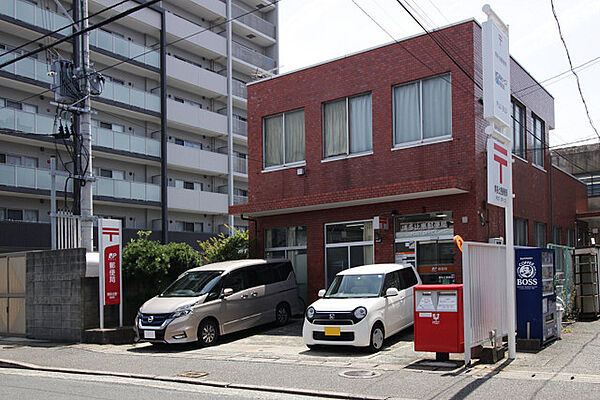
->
(482, 15), (511, 133)
(487, 137), (510, 208)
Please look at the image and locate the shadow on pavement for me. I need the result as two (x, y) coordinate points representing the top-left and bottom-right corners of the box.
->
(0, 337), (76, 349)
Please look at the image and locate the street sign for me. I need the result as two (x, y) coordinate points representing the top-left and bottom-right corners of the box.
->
(487, 137), (511, 208)
(98, 218), (123, 328)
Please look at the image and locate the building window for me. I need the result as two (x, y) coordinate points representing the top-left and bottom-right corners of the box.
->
(566, 229), (575, 247)
(393, 73), (451, 146)
(323, 93), (372, 159)
(325, 220), (373, 286)
(417, 241), (454, 266)
(24, 209), (38, 222)
(514, 218), (528, 246)
(534, 222), (547, 247)
(174, 221), (203, 232)
(265, 226), (308, 303)
(6, 209), (23, 221)
(532, 115), (545, 168)
(577, 173), (600, 197)
(552, 226), (562, 245)
(512, 100), (526, 159)
(263, 109), (305, 169)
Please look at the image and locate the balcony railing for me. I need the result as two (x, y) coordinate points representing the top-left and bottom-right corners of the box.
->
(231, 3), (275, 38)
(233, 195), (248, 205)
(0, 164), (72, 192)
(98, 81), (160, 113)
(0, 0), (72, 35)
(0, 53), (53, 84)
(89, 29), (159, 68)
(232, 41), (275, 71)
(0, 108), (54, 135)
(232, 80), (247, 99)
(233, 119), (247, 137)
(92, 127), (160, 157)
(233, 156), (248, 174)
(93, 177), (160, 202)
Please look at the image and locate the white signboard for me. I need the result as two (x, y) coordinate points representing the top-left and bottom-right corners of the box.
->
(482, 19), (511, 132)
(487, 137), (510, 208)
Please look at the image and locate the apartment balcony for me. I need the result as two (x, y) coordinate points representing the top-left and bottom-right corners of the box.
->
(175, 0), (225, 21)
(165, 12), (226, 59)
(166, 55), (226, 98)
(233, 195), (248, 205)
(88, 28), (159, 69)
(0, 0), (73, 35)
(232, 80), (247, 99)
(167, 142), (227, 175)
(0, 164), (72, 192)
(0, 53), (53, 86)
(89, 0), (161, 33)
(97, 81), (160, 113)
(168, 187), (228, 214)
(167, 99), (227, 136)
(0, 108), (54, 136)
(93, 177), (160, 202)
(92, 127), (160, 158)
(232, 41), (275, 73)
(233, 155), (248, 175)
(232, 3), (276, 45)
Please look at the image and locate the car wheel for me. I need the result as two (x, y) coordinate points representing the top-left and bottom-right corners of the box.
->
(198, 319), (219, 347)
(368, 324), (385, 353)
(275, 303), (291, 326)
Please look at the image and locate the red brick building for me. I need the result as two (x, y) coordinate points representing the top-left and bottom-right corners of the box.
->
(230, 20), (587, 304)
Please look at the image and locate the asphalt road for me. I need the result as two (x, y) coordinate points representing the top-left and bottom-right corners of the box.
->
(0, 368), (334, 400)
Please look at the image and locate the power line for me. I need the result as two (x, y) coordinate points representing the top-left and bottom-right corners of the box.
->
(0, 0), (131, 59)
(0, 0), (162, 70)
(393, 0), (482, 90)
(550, 0), (600, 141)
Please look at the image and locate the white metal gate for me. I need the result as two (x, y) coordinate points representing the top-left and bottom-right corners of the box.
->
(462, 242), (509, 365)
(0, 253), (26, 335)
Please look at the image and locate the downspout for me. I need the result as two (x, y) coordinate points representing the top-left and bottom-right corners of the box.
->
(241, 214), (258, 257)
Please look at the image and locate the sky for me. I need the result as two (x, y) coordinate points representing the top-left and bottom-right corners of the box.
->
(278, 0), (600, 150)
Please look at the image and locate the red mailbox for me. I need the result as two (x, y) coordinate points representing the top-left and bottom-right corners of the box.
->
(414, 284), (464, 355)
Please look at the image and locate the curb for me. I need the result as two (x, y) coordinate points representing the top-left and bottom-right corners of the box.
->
(0, 358), (387, 400)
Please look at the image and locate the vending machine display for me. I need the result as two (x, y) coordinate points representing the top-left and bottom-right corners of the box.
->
(515, 247), (558, 349)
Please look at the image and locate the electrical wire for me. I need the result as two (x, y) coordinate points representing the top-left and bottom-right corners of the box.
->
(550, 0), (600, 141)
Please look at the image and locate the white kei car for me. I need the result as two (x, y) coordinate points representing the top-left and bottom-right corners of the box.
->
(302, 264), (421, 352)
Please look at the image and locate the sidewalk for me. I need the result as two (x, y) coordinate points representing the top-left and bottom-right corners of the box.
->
(2, 319), (600, 399)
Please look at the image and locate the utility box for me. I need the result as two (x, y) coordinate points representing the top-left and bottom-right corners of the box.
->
(414, 284), (464, 356)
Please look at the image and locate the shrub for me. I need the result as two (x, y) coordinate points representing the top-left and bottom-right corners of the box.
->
(197, 227), (250, 265)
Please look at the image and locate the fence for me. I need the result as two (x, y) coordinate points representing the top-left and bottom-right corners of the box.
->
(548, 244), (575, 316)
(462, 242), (509, 365)
(53, 210), (81, 250)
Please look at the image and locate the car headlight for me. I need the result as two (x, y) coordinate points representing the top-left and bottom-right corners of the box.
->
(353, 306), (367, 320)
(306, 306), (315, 321)
(172, 306), (193, 319)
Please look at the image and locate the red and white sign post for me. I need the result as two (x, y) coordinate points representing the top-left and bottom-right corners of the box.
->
(482, 4), (516, 361)
(98, 218), (123, 329)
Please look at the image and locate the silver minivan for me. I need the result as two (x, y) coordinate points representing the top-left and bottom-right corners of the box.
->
(134, 259), (303, 346)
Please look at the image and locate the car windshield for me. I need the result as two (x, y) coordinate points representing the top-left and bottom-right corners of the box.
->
(325, 274), (384, 298)
(160, 270), (223, 297)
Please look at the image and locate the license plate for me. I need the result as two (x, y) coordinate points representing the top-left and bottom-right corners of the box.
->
(324, 327), (341, 336)
(144, 330), (156, 339)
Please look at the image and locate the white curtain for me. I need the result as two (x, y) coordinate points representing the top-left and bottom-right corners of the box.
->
(422, 74), (451, 139)
(394, 82), (420, 144)
(349, 94), (372, 153)
(324, 99), (347, 157)
(285, 109), (305, 163)
(264, 115), (283, 167)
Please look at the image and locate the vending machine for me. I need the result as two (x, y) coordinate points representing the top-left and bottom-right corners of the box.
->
(515, 247), (558, 349)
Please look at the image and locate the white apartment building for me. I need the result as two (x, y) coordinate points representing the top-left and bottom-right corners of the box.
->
(0, 0), (277, 251)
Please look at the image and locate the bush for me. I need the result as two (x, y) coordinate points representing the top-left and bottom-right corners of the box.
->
(198, 228), (250, 265)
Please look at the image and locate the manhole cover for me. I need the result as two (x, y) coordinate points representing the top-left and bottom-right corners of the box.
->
(177, 371), (209, 378)
(340, 370), (381, 379)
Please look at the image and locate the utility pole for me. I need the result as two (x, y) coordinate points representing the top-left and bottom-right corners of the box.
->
(78, 0), (94, 251)
(226, 0), (235, 236)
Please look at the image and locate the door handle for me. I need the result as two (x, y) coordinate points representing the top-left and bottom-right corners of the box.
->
(241, 294), (249, 299)
(251, 292), (258, 297)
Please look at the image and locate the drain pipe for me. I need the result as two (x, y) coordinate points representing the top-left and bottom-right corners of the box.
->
(241, 214), (258, 257)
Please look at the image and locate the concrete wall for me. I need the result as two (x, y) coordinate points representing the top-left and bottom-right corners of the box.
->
(25, 248), (93, 342)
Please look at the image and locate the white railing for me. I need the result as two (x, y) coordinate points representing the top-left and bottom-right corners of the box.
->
(93, 177), (161, 202)
(232, 41), (275, 71)
(99, 81), (160, 112)
(233, 195), (248, 205)
(0, 0), (73, 35)
(0, 108), (54, 135)
(232, 79), (247, 99)
(88, 28), (159, 68)
(54, 210), (81, 250)
(0, 164), (72, 192)
(231, 3), (275, 38)
(233, 119), (247, 137)
(92, 127), (160, 157)
(233, 156), (248, 174)
(0, 53), (53, 84)
(462, 242), (508, 365)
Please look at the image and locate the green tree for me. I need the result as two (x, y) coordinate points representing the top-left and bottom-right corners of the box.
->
(197, 228), (251, 265)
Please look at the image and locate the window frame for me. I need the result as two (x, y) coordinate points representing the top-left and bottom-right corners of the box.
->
(511, 99), (526, 160)
(392, 73), (452, 148)
(322, 92), (373, 161)
(262, 108), (306, 171)
(532, 114), (545, 168)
